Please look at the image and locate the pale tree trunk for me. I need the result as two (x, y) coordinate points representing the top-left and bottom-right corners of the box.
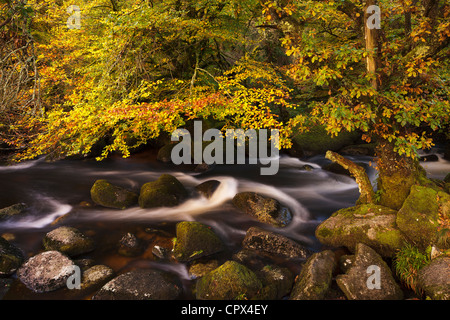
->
(364, 0), (381, 90)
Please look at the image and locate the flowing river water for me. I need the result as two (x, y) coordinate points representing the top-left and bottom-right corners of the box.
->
(1, 147), (449, 299)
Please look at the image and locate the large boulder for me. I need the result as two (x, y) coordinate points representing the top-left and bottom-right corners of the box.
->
(90, 179), (138, 209)
(195, 180), (221, 199)
(232, 192), (292, 227)
(195, 260), (263, 300)
(290, 250), (337, 300)
(42, 226), (95, 257)
(242, 226), (311, 259)
(315, 204), (407, 257)
(172, 221), (225, 262)
(92, 269), (182, 300)
(396, 185), (450, 251)
(138, 174), (188, 208)
(336, 243), (404, 300)
(417, 256), (450, 300)
(17, 250), (76, 293)
(0, 236), (24, 275)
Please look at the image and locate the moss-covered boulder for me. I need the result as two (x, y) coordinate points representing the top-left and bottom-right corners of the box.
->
(396, 185), (450, 251)
(417, 256), (450, 300)
(0, 236), (24, 275)
(80, 264), (115, 291)
(90, 179), (138, 209)
(138, 174), (188, 208)
(232, 192), (292, 227)
(156, 143), (177, 163)
(315, 204), (407, 257)
(172, 221), (225, 262)
(291, 125), (360, 156)
(43, 226), (95, 257)
(0, 203), (28, 220)
(290, 250), (337, 300)
(195, 260), (263, 300)
(336, 243), (404, 300)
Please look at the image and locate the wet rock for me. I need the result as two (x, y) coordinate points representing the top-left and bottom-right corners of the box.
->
(80, 264), (115, 291)
(258, 265), (294, 300)
(43, 226), (95, 257)
(17, 250), (75, 293)
(232, 192), (292, 227)
(419, 154), (439, 162)
(188, 260), (219, 279)
(156, 143), (176, 163)
(0, 203), (27, 220)
(0, 236), (24, 275)
(315, 204), (407, 257)
(152, 245), (171, 260)
(0, 278), (13, 299)
(417, 256), (450, 300)
(138, 174), (188, 208)
(339, 254), (355, 273)
(397, 185), (450, 251)
(172, 221), (224, 262)
(290, 250), (337, 300)
(195, 180), (221, 199)
(336, 243), (404, 300)
(90, 179), (138, 209)
(242, 226), (311, 259)
(118, 232), (144, 257)
(92, 269), (182, 300)
(232, 249), (274, 270)
(195, 260), (263, 300)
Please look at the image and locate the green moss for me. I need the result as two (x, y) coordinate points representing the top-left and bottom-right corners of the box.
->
(172, 221), (224, 262)
(138, 174), (188, 208)
(195, 261), (263, 300)
(90, 179), (138, 209)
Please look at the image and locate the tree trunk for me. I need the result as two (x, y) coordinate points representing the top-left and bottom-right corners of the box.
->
(364, 0), (381, 90)
(375, 140), (417, 210)
(325, 151), (375, 205)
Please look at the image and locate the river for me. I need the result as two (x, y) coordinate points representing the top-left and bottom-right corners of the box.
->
(1, 147), (449, 299)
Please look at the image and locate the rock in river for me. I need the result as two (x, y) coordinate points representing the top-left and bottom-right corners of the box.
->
(90, 179), (138, 209)
(17, 250), (75, 293)
(232, 192), (292, 227)
(172, 221), (225, 262)
(43, 226), (95, 257)
(138, 174), (188, 208)
(0, 236), (24, 276)
(92, 269), (182, 300)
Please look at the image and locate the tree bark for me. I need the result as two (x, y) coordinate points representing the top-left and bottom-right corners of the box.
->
(364, 0), (381, 90)
(325, 151), (375, 205)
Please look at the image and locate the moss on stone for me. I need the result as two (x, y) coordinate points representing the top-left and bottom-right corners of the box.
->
(90, 179), (138, 209)
(138, 174), (188, 208)
(195, 260), (263, 300)
(172, 221), (224, 262)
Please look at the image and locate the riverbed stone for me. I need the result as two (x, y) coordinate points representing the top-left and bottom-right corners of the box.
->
(242, 226), (311, 259)
(396, 185), (450, 251)
(195, 180), (221, 199)
(80, 264), (115, 291)
(117, 232), (145, 257)
(92, 269), (182, 300)
(17, 250), (75, 293)
(138, 174), (188, 208)
(258, 264), (294, 300)
(0, 203), (28, 220)
(232, 192), (292, 227)
(336, 243), (404, 300)
(195, 260), (263, 300)
(172, 221), (225, 262)
(315, 204), (407, 257)
(43, 226), (95, 257)
(0, 236), (24, 275)
(90, 179), (138, 209)
(417, 256), (450, 300)
(290, 250), (337, 300)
